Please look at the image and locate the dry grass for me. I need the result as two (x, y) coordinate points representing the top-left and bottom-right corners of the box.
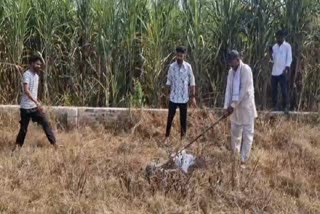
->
(0, 111), (319, 213)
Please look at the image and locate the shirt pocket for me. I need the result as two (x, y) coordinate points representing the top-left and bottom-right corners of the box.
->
(279, 49), (286, 57)
(179, 72), (189, 85)
(184, 78), (189, 85)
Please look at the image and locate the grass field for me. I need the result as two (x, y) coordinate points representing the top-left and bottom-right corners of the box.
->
(0, 111), (319, 213)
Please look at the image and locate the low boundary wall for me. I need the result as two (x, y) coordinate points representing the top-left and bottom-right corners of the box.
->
(0, 105), (318, 129)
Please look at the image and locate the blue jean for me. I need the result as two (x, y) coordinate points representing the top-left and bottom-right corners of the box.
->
(271, 74), (288, 110)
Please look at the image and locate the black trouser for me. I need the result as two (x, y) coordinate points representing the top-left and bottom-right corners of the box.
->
(16, 108), (56, 146)
(272, 74), (288, 110)
(165, 101), (187, 138)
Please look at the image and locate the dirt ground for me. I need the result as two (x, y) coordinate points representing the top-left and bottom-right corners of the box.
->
(0, 111), (319, 213)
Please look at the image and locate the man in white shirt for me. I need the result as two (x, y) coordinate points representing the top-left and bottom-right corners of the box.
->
(224, 50), (257, 167)
(165, 46), (196, 144)
(270, 30), (292, 112)
(13, 55), (57, 151)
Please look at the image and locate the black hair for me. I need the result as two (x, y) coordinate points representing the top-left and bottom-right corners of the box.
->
(227, 50), (240, 62)
(29, 55), (43, 64)
(276, 30), (286, 37)
(176, 46), (187, 54)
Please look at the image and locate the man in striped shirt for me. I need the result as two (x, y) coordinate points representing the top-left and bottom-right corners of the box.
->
(13, 55), (57, 151)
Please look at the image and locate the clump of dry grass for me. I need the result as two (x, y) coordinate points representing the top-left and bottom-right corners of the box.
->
(0, 111), (319, 213)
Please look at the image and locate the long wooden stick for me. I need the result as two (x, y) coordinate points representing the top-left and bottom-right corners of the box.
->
(172, 114), (227, 157)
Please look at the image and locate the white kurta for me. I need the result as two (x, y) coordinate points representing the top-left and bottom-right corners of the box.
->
(224, 61), (257, 162)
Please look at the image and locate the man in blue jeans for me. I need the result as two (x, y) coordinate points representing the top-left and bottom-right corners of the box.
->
(270, 30), (292, 113)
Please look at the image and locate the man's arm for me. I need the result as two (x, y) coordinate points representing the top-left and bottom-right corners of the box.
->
(189, 66), (196, 96)
(224, 70), (232, 109)
(190, 85), (195, 97)
(285, 44), (292, 73)
(230, 66), (252, 109)
(166, 65), (173, 98)
(23, 83), (40, 106)
(223, 70), (234, 116)
(37, 51), (46, 70)
(188, 66), (196, 106)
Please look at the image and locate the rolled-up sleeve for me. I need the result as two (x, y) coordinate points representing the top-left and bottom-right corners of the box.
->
(286, 44), (292, 67)
(272, 45), (275, 60)
(189, 66), (196, 86)
(166, 66), (172, 86)
(23, 72), (30, 84)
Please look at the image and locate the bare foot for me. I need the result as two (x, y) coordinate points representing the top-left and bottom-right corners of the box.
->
(181, 136), (187, 143)
(164, 137), (170, 145)
(52, 143), (62, 150)
(11, 144), (22, 156)
(240, 161), (246, 169)
(12, 144), (21, 152)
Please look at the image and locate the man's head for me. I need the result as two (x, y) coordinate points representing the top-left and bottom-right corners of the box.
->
(175, 46), (187, 65)
(29, 55), (43, 73)
(276, 30), (285, 45)
(227, 50), (241, 71)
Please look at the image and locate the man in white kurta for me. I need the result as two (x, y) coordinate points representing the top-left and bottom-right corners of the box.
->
(223, 50), (258, 165)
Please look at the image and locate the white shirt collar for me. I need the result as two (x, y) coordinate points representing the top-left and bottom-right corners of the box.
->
(276, 40), (287, 47)
(174, 61), (188, 70)
(232, 60), (243, 73)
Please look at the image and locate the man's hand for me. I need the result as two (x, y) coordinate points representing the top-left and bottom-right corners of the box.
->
(223, 106), (234, 117)
(283, 66), (290, 76)
(36, 101), (44, 112)
(190, 97), (197, 107)
(37, 51), (46, 70)
(15, 65), (24, 72)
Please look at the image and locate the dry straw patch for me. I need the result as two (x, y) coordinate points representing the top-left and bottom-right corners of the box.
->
(0, 111), (319, 213)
